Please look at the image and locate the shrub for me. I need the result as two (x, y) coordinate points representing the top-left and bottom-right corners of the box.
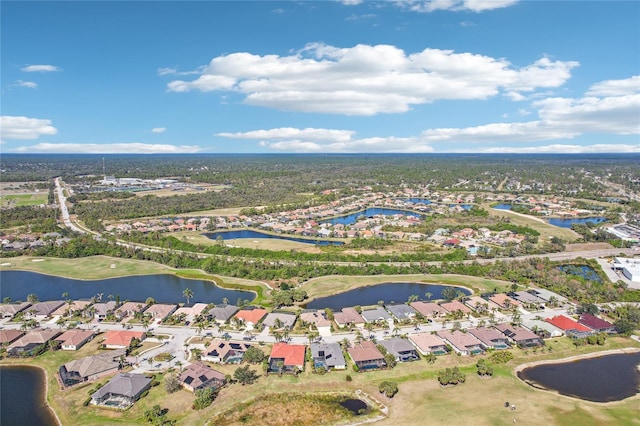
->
(345, 374), (352, 382)
(378, 381), (399, 398)
(489, 351), (513, 364)
(437, 367), (466, 386)
(164, 373), (181, 394)
(193, 388), (217, 410)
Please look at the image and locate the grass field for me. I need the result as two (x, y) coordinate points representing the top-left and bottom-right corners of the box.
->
(483, 203), (580, 241)
(0, 192), (48, 207)
(172, 231), (322, 253)
(302, 274), (515, 301)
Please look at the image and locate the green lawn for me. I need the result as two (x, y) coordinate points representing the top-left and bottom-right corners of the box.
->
(1, 193), (48, 207)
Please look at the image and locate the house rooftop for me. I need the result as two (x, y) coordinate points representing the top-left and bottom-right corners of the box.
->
(578, 313), (614, 330)
(62, 349), (126, 378)
(440, 300), (471, 314)
(0, 329), (25, 344)
(178, 362), (225, 390)
(234, 308), (268, 325)
(385, 304), (417, 320)
(269, 343), (306, 366)
(333, 307), (365, 325)
(347, 340), (384, 362)
(361, 307), (392, 322)
(56, 329), (94, 346)
(92, 373), (151, 399)
(262, 312), (297, 328)
(408, 332), (446, 352)
(409, 301), (447, 317)
(545, 315), (592, 332)
(103, 330), (145, 347)
(378, 337), (416, 357)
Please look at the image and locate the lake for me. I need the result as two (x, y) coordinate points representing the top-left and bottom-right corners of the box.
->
(204, 229), (343, 246)
(492, 204), (513, 210)
(403, 198), (433, 204)
(320, 208), (424, 225)
(0, 271), (253, 305)
(0, 366), (58, 426)
(305, 282), (471, 310)
(558, 265), (603, 283)
(547, 217), (607, 228)
(517, 351), (640, 402)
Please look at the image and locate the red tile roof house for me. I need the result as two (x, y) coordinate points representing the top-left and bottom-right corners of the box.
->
(7, 329), (61, 356)
(440, 300), (472, 315)
(408, 332), (448, 355)
(488, 294), (521, 310)
(178, 362), (226, 393)
(102, 330), (146, 349)
(436, 330), (484, 355)
(495, 324), (544, 348)
(409, 301), (447, 319)
(202, 339), (252, 364)
(578, 313), (616, 334)
(233, 308), (268, 330)
(468, 327), (511, 350)
(347, 341), (386, 371)
(0, 302), (31, 319)
(55, 329), (95, 350)
(144, 303), (178, 321)
(333, 307), (365, 329)
(0, 329), (25, 346)
(114, 301), (146, 321)
(268, 343), (306, 373)
(546, 315), (594, 338)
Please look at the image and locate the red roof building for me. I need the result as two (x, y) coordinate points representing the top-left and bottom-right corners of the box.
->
(102, 330), (145, 349)
(578, 313), (616, 333)
(233, 308), (268, 329)
(268, 343), (306, 371)
(545, 315), (593, 337)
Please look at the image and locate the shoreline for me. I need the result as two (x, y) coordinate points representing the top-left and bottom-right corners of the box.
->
(514, 347), (640, 405)
(0, 364), (62, 426)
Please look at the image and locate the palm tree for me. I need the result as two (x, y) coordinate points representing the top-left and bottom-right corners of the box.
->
(27, 293), (39, 303)
(222, 297), (229, 305)
(425, 292), (433, 301)
(183, 288), (194, 306)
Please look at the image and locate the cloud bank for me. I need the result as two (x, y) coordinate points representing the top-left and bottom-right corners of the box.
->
(10, 143), (202, 154)
(21, 64), (62, 72)
(1, 116), (58, 140)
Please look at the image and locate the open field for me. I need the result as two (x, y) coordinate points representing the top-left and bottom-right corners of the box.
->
(2, 336), (638, 426)
(0, 192), (48, 207)
(483, 203), (580, 241)
(134, 184), (231, 198)
(302, 274), (515, 301)
(173, 230), (323, 253)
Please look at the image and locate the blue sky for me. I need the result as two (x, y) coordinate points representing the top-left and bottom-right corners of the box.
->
(2, 0), (639, 154)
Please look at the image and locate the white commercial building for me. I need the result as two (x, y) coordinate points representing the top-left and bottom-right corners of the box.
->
(612, 257), (640, 283)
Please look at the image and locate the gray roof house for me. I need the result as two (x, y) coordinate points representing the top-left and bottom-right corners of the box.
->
(0, 302), (31, 319)
(385, 304), (417, 321)
(262, 312), (297, 329)
(58, 349), (126, 388)
(311, 342), (347, 370)
(91, 373), (151, 409)
(26, 301), (65, 319)
(468, 327), (510, 350)
(361, 307), (392, 323)
(93, 301), (117, 321)
(495, 323), (544, 348)
(333, 307), (365, 328)
(378, 338), (420, 362)
(206, 304), (239, 324)
(178, 362), (226, 392)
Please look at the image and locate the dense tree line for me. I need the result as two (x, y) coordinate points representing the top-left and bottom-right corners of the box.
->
(0, 205), (58, 230)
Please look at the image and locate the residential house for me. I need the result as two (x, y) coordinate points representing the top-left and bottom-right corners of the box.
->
(468, 327), (510, 350)
(310, 342), (347, 370)
(299, 310), (332, 336)
(495, 323), (544, 347)
(378, 337), (419, 362)
(527, 288), (568, 305)
(93, 301), (117, 321)
(409, 301), (447, 319)
(26, 301), (65, 320)
(333, 308), (365, 329)
(463, 296), (492, 315)
(440, 300), (471, 315)
(510, 291), (546, 307)
(202, 339), (251, 364)
(408, 332), (448, 355)
(115, 301), (146, 320)
(206, 304), (239, 324)
(347, 341), (386, 371)
(144, 303), (177, 321)
(545, 315), (594, 338)
(56, 329), (95, 350)
(90, 373), (151, 409)
(385, 304), (417, 322)
(488, 294), (520, 310)
(0, 302), (31, 319)
(173, 303), (209, 323)
(233, 308), (268, 330)
(268, 343), (306, 373)
(578, 313), (616, 334)
(58, 349), (126, 387)
(262, 312), (297, 329)
(102, 330), (145, 349)
(521, 318), (564, 338)
(52, 300), (93, 317)
(0, 329), (25, 346)
(436, 330), (484, 355)
(361, 307), (392, 324)
(178, 362), (226, 392)
(7, 329), (61, 356)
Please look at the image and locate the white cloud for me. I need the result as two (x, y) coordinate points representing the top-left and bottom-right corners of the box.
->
(150, 127), (167, 133)
(340, 0), (364, 5)
(396, 0), (518, 13)
(585, 75), (640, 97)
(21, 64), (62, 72)
(14, 80), (38, 89)
(470, 144), (640, 153)
(168, 43), (577, 115)
(1, 116), (57, 140)
(217, 127), (355, 142)
(10, 143), (202, 154)
(157, 66), (206, 76)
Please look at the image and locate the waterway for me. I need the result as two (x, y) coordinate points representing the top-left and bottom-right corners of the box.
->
(305, 282), (471, 310)
(0, 365), (58, 426)
(0, 271), (253, 305)
(547, 217), (607, 228)
(517, 351), (640, 402)
(492, 204), (513, 210)
(204, 229), (343, 246)
(320, 208), (424, 226)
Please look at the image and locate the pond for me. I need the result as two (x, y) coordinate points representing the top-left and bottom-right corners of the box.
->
(517, 351), (640, 402)
(0, 271), (254, 305)
(204, 230), (343, 246)
(403, 198), (433, 204)
(547, 217), (607, 228)
(339, 398), (369, 415)
(0, 366), (58, 426)
(320, 208), (424, 226)
(492, 204), (513, 210)
(305, 282), (471, 310)
(558, 265), (603, 283)
(449, 204), (473, 210)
